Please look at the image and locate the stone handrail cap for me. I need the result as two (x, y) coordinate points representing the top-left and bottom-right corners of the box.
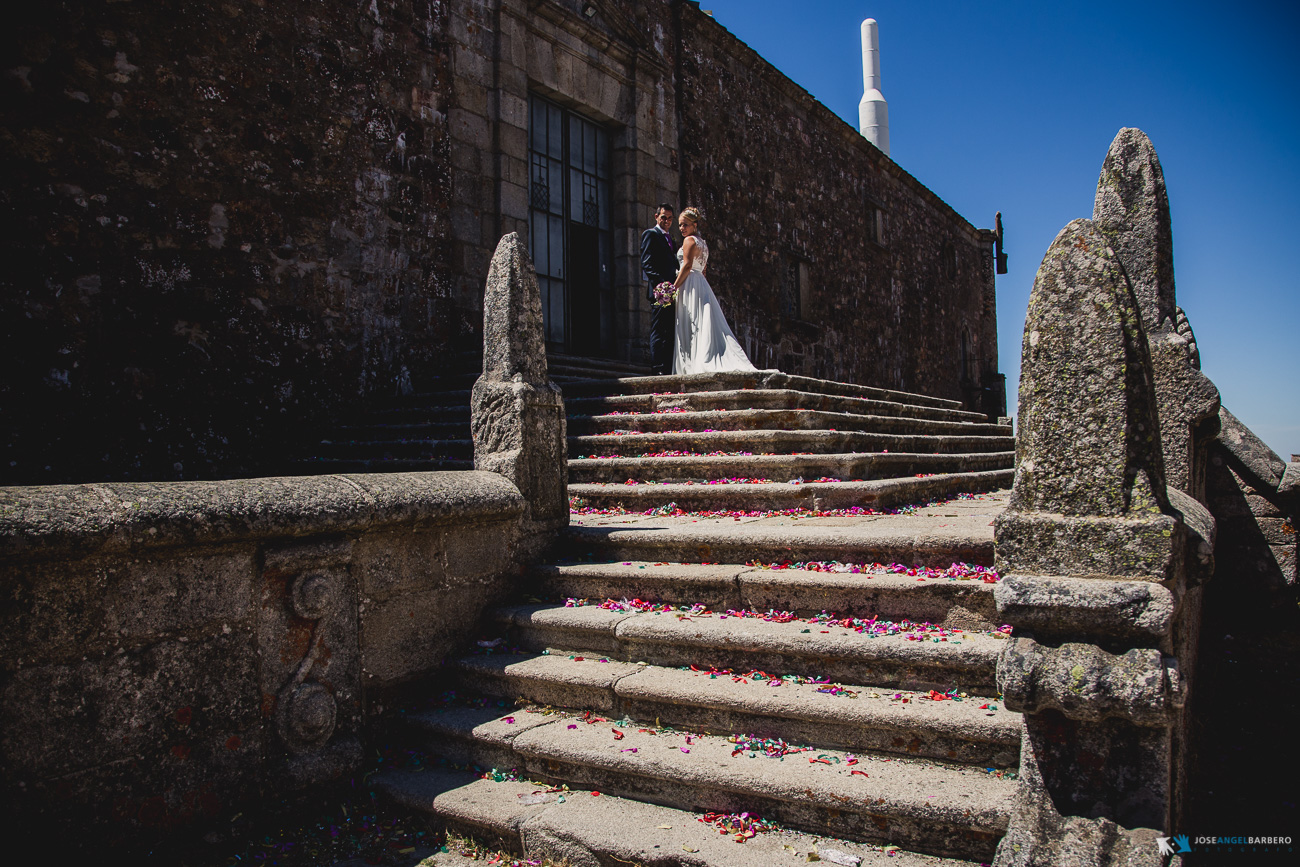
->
(0, 471), (523, 560)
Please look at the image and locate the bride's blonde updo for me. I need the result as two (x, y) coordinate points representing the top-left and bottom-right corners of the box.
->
(680, 206), (704, 228)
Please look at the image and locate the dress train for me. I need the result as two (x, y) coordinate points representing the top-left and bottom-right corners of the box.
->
(672, 237), (757, 374)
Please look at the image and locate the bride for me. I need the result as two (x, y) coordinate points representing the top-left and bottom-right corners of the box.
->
(671, 207), (758, 374)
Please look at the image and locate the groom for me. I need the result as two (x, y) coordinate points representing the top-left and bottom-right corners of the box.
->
(640, 203), (678, 375)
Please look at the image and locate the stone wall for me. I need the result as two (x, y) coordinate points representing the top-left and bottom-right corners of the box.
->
(443, 0), (1001, 405)
(443, 0), (680, 361)
(1, 0), (458, 485)
(0, 471), (523, 833)
(676, 5), (1000, 405)
(2, 0), (1003, 486)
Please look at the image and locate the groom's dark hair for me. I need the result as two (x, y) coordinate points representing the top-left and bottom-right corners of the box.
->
(655, 203), (674, 214)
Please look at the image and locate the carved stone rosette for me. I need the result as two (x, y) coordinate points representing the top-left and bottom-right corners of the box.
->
(258, 539), (362, 786)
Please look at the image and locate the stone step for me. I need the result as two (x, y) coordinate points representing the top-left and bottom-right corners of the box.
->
(313, 437), (473, 461)
(491, 603), (1004, 696)
(366, 403), (470, 425)
(557, 370), (965, 412)
(371, 388), (474, 410)
(561, 497), (1000, 565)
(293, 456), (474, 474)
(571, 428), (1014, 458)
(449, 653), (1019, 768)
(566, 390), (988, 425)
(568, 451), (1014, 485)
(548, 352), (653, 379)
(333, 420), (470, 440)
(532, 561), (1000, 629)
(395, 708), (1011, 860)
(568, 470), (1013, 513)
(550, 363), (653, 380)
(567, 407), (1011, 438)
(388, 374), (481, 397)
(375, 768), (986, 866)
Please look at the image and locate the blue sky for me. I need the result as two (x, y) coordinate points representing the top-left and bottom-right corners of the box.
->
(697, 0), (1298, 459)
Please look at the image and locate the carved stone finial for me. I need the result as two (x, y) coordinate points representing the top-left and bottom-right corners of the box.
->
(1011, 218), (1166, 519)
(1093, 128), (1220, 498)
(996, 219), (1189, 583)
(1093, 128), (1175, 335)
(471, 234), (568, 548)
(480, 231), (549, 385)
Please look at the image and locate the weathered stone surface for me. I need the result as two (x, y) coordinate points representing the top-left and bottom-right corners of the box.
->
(360, 581), (504, 686)
(994, 512), (1183, 583)
(1170, 305), (1201, 369)
(479, 233), (547, 386)
(0, 470), (525, 834)
(1280, 461), (1300, 497)
(1205, 445), (1298, 599)
(0, 0), (457, 485)
(471, 233), (568, 538)
(997, 638), (1179, 727)
(1006, 219), (1167, 520)
(0, 550), (256, 668)
(994, 575), (1174, 644)
(995, 716), (1171, 867)
(1092, 128), (1176, 336)
(1092, 128), (1220, 497)
(1, 630), (261, 785)
(380, 769), (968, 867)
(258, 539), (360, 784)
(0, 471), (523, 559)
(1166, 486), (1216, 584)
(1217, 406), (1287, 492)
(501, 712), (1011, 861)
(1146, 330), (1220, 497)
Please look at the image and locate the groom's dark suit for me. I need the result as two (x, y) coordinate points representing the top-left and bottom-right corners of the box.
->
(640, 225), (678, 376)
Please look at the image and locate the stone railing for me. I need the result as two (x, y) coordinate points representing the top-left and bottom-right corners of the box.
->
(1206, 408), (1298, 601)
(992, 130), (1222, 866)
(995, 129), (1298, 866)
(0, 469), (524, 831)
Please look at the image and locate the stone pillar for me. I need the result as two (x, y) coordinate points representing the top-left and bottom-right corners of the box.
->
(992, 219), (1212, 866)
(471, 233), (568, 557)
(1092, 128), (1219, 500)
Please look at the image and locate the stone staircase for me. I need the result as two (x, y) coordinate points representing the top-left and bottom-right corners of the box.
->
(371, 371), (1020, 864)
(295, 354), (650, 475)
(563, 370), (1013, 514)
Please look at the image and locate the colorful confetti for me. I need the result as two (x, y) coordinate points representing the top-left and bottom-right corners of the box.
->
(561, 596), (1009, 638)
(569, 490), (996, 520)
(698, 810), (779, 842)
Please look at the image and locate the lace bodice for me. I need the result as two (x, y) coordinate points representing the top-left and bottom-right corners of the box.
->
(677, 235), (708, 272)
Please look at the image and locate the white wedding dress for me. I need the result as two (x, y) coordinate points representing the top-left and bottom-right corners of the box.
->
(673, 235), (757, 374)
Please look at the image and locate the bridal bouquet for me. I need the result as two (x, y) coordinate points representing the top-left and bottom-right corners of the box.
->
(652, 281), (677, 308)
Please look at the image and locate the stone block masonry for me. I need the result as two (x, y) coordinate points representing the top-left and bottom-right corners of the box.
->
(676, 4), (1001, 408)
(0, 471), (523, 835)
(3, 0), (1003, 484)
(1, 0), (458, 485)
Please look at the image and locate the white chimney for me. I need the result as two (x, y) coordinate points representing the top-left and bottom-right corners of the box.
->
(858, 18), (890, 156)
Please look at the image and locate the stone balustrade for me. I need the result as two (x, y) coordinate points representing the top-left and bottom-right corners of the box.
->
(0, 471), (523, 831)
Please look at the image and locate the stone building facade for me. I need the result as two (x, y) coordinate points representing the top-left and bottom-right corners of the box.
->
(1, 0), (1002, 485)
